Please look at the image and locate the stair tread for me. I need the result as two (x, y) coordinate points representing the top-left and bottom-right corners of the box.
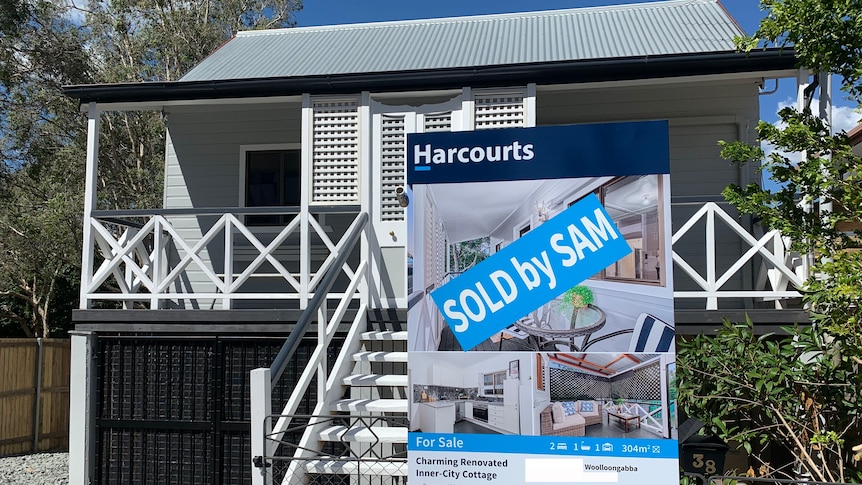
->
(361, 331), (408, 341)
(343, 374), (408, 386)
(318, 425), (407, 443)
(331, 398), (408, 412)
(353, 351), (407, 362)
(304, 459), (408, 476)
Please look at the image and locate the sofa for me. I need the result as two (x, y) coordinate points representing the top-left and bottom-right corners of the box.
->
(539, 400), (604, 436)
(540, 403), (585, 436)
(574, 400), (603, 426)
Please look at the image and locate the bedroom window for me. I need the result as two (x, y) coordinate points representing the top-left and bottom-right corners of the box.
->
(244, 149), (301, 225)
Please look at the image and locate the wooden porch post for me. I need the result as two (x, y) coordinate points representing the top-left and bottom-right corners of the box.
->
(300, 94), (312, 308)
(359, 91), (371, 308)
(80, 102), (100, 309)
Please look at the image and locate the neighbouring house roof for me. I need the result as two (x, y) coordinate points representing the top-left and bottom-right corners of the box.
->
(63, 0), (797, 104)
(849, 124), (862, 157)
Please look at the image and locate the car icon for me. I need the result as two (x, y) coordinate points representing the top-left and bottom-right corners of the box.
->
(601, 443), (614, 452)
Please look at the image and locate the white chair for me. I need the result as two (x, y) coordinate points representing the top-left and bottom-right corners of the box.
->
(628, 313), (674, 352)
(582, 312), (674, 352)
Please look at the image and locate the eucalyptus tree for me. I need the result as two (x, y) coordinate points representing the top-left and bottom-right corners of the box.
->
(0, 0), (302, 336)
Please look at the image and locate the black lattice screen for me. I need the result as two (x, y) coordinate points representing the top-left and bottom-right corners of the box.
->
(95, 335), (340, 485)
(550, 360), (661, 401)
(613, 362), (661, 401)
(549, 368), (612, 400)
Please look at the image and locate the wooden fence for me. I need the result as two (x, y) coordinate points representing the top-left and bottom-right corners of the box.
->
(0, 338), (70, 456)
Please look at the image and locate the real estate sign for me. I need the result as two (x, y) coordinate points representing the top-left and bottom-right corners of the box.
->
(406, 121), (678, 485)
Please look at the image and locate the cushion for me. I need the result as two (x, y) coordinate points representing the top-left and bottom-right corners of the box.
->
(562, 402), (577, 416)
(552, 403), (565, 423)
(552, 413), (584, 431)
(580, 401), (594, 412)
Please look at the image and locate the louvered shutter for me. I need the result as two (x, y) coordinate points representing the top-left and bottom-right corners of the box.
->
(380, 115), (406, 221)
(423, 191), (436, 290)
(435, 219), (447, 287)
(423, 112), (452, 133)
(423, 111), (453, 287)
(312, 99), (360, 204)
(474, 90), (526, 129)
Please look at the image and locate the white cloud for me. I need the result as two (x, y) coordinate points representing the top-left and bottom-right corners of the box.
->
(774, 97), (861, 134)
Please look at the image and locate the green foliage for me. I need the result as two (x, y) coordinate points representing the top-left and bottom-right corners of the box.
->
(714, 109), (862, 480)
(562, 285), (594, 309)
(721, 107), (862, 347)
(713, 4), (862, 479)
(0, 0), (303, 336)
(678, 319), (862, 482)
(738, 0), (862, 103)
(450, 237), (490, 273)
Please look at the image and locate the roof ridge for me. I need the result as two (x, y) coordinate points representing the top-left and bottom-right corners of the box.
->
(236, 0), (717, 38)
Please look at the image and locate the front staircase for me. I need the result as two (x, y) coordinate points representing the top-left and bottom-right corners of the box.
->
(257, 310), (410, 485)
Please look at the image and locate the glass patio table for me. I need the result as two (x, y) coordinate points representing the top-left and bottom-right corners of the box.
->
(513, 299), (606, 351)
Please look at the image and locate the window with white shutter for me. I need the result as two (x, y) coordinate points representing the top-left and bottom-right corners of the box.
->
(312, 99), (360, 204)
(380, 114), (406, 221)
(474, 89), (526, 129)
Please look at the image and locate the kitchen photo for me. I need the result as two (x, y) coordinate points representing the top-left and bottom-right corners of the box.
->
(409, 352), (536, 435)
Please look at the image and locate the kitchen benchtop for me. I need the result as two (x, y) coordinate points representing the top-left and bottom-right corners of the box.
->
(419, 401), (455, 408)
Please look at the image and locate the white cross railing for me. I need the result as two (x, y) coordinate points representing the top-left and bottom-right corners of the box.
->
(672, 202), (805, 310)
(81, 202), (806, 311)
(81, 207), (364, 310)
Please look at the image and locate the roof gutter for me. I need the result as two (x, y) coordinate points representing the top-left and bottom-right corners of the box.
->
(63, 49), (796, 104)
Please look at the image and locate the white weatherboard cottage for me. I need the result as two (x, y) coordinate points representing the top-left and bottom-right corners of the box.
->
(63, 0), (816, 483)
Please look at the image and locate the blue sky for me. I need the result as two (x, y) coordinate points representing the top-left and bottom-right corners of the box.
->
(295, 0), (859, 131)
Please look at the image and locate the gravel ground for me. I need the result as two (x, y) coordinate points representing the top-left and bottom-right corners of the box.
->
(0, 452), (69, 485)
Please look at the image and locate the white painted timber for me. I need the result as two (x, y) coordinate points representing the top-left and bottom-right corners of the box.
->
(317, 425), (407, 443)
(359, 331), (407, 341)
(342, 374), (408, 386)
(352, 351), (408, 362)
(330, 399), (409, 413)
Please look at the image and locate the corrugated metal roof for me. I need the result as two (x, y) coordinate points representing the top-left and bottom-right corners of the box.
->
(181, 0), (746, 82)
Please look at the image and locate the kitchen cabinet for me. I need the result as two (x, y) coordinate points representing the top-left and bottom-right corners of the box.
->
(504, 405), (520, 433)
(465, 402), (473, 419)
(418, 402), (455, 433)
(488, 404), (506, 429)
(431, 364), (461, 387)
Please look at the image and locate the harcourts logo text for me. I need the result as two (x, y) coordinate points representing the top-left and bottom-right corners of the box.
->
(413, 141), (534, 166)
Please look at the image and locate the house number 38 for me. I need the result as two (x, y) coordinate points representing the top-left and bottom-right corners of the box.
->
(692, 454), (717, 474)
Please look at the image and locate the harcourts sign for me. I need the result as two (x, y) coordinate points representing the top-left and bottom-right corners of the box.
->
(407, 122), (670, 184)
(413, 139), (535, 166)
(430, 193), (631, 350)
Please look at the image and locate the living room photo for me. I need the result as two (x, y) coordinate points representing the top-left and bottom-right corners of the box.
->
(536, 352), (677, 440)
